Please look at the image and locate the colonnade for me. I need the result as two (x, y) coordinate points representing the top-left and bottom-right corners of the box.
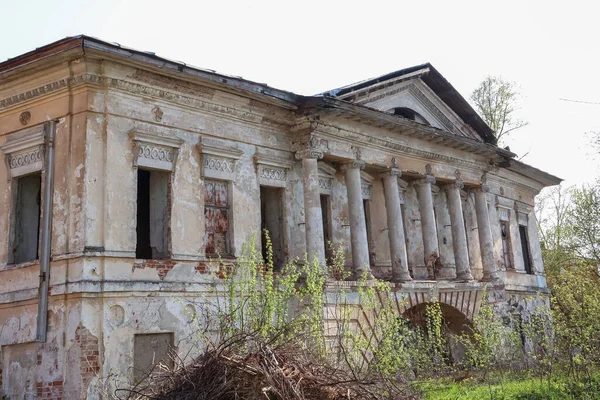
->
(297, 152), (498, 282)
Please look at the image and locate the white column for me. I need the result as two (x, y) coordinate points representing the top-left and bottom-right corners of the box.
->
(341, 160), (371, 277)
(474, 186), (498, 281)
(381, 169), (412, 282)
(296, 149), (326, 269)
(444, 181), (473, 280)
(415, 175), (439, 279)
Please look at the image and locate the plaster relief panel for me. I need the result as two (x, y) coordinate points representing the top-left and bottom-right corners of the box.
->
(130, 131), (183, 172)
(0, 124), (46, 180)
(317, 161), (336, 195)
(199, 140), (243, 181)
(254, 155), (293, 188)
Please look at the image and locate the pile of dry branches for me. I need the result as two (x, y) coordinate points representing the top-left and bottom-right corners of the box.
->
(122, 342), (415, 400)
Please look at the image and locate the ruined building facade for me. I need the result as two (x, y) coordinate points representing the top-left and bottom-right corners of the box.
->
(0, 36), (560, 398)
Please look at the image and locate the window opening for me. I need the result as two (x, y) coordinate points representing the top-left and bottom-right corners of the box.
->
(500, 221), (513, 270)
(133, 333), (174, 383)
(519, 225), (533, 274)
(205, 180), (230, 256)
(136, 169), (169, 259)
(10, 173), (41, 264)
(390, 107), (430, 125)
(260, 186), (284, 270)
(320, 194), (332, 263)
(363, 199), (374, 266)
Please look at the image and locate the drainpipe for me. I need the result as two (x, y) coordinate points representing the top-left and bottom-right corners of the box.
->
(36, 120), (56, 342)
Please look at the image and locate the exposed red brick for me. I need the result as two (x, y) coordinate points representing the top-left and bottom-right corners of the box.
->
(132, 259), (177, 280)
(75, 324), (101, 398)
(36, 380), (63, 399)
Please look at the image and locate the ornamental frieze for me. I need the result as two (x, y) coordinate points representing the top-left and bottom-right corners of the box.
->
(130, 131), (183, 172)
(259, 166), (286, 181)
(0, 124), (46, 180)
(254, 155), (293, 188)
(204, 155), (235, 174)
(319, 177), (333, 191)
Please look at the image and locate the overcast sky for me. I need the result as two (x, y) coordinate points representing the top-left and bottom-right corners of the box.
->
(2, 0), (599, 189)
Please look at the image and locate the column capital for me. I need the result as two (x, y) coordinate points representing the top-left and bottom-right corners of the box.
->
(340, 160), (366, 171)
(295, 148), (323, 160)
(415, 174), (436, 186)
(378, 167), (402, 179)
(444, 180), (464, 191)
(472, 185), (490, 194)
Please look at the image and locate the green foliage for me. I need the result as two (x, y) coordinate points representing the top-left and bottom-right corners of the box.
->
(458, 289), (520, 375)
(193, 228), (600, 398)
(470, 75), (527, 144)
(420, 372), (600, 400)
(568, 184), (600, 262)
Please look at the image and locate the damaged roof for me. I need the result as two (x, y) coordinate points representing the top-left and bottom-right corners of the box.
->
(0, 35), (562, 187)
(319, 63), (496, 144)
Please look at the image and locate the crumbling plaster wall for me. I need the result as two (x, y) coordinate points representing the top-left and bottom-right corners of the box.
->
(0, 54), (551, 397)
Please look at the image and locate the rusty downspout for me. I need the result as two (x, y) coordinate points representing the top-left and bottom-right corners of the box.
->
(36, 120), (56, 342)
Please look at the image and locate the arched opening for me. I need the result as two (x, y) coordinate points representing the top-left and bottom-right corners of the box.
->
(389, 107), (431, 125)
(403, 302), (474, 364)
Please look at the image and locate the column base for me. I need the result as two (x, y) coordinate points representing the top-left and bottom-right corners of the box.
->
(391, 273), (413, 283)
(456, 271), (474, 281)
(481, 272), (500, 282)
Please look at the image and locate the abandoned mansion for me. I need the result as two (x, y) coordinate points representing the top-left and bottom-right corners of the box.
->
(0, 36), (560, 398)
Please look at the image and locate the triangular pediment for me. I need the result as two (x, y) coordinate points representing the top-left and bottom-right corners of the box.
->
(340, 78), (481, 141)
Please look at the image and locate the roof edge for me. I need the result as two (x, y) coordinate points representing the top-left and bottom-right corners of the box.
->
(0, 35), (300, 107)
(0, 36), (84, 76)
(507, 159), (563, 188)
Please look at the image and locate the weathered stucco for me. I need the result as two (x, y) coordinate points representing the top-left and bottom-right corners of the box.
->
(0, 37), (559, 398)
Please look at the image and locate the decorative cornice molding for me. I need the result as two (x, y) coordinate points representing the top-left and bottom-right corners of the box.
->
(496, 196), (515, 210)
(488, 174), (539, 196)
(254, 155), (294, 187)
(0, 80), (69, 110)
(198, 141), (243, 180)
(129, 131), (183, 172)
(311, 120), (486, 173)
(0, 124), (46, 180)
(515, 202), (532, 215)
(0, 73), (293, 131)
(199, 144), (243, 160)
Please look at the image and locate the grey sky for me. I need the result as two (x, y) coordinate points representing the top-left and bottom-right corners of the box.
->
(2, 0), (598, 188)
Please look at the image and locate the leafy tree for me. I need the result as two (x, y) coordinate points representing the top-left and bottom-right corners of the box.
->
(470, 76), (528, 145)
(568, 184), (600, 265)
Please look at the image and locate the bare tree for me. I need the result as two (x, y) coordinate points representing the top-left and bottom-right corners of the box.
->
(470, 76), (528, 145)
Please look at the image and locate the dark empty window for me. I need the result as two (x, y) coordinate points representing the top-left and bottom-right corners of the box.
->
(500, 221), (513, 270)
(136, 169), (169, 259)
(390, 107), (430, 125)
(205, 180), (230, 256)
(519, 225), (533, 274)
(363, 199), (374, 266)
(10, 173), (41, 264)
(320, 194), (332, 263)
(260, 186), (284, 270)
